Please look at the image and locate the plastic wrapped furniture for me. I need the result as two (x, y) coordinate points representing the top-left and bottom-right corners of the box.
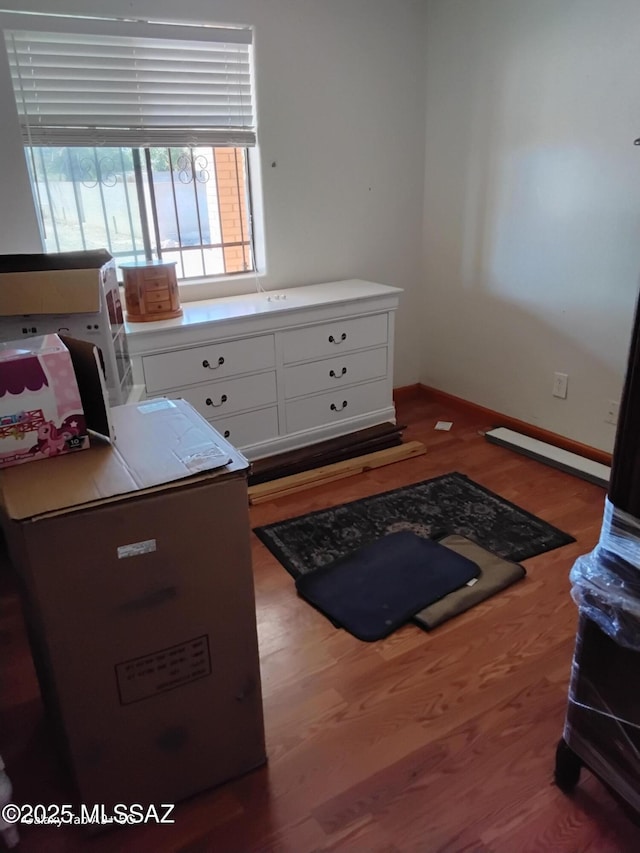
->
(557, 290), (640, 811)
(556, 614), (640, 811)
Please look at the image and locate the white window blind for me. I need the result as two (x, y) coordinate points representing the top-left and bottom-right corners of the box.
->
(1, 14), (255, 148)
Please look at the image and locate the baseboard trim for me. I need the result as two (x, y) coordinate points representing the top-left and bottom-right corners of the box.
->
(486, 427), (609, 488)
(392, 384), (423, 403)
(415, 384), (613, 467)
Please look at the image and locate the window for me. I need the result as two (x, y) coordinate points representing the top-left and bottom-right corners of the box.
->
(2, 13), (256, 279)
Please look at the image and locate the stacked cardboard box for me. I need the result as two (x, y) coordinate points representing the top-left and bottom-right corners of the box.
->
(0, 399), (266, 810)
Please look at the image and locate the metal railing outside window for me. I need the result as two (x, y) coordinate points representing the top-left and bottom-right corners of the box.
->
(28, 145), (254, 279)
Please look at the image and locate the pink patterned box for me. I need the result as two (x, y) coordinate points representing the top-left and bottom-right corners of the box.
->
(0, 334), (89, 468)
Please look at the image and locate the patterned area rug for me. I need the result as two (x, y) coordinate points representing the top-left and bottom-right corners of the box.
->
(253, 471), (575, 579)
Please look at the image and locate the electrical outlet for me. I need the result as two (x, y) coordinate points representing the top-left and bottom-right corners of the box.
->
(605, 400), (620, 426)
(552, 372), (568, 399)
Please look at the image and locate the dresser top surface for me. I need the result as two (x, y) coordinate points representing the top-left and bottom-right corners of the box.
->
(124, 279), (402, 337)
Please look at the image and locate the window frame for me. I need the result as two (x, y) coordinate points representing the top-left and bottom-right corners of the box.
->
(0, 10), (265, 290)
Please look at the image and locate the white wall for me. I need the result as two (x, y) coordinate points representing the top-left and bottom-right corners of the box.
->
(0, 0), (427, 386)
(422, 0), (640, 452)
(9, 0), (632, 449)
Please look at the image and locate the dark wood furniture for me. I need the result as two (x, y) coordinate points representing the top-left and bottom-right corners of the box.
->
(555, 292), (640, 816)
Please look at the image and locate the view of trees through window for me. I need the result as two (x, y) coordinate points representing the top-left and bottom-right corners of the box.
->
(27, 146), (254, 279)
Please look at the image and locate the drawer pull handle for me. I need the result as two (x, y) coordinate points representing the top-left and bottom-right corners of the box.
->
(328, 333), (347, 344)
(205, 394), (228, 408)
(330, 400), (348, 412)
(223, 429), (231, 438)
(203, 356), (225, 370)
(329, 367), (347, 378)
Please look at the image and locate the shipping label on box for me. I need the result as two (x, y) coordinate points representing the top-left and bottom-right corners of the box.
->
(0, 334), (89, 468)
(115, 635), (212, 705)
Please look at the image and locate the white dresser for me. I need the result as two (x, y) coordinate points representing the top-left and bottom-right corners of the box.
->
(125, 279), (402, 460)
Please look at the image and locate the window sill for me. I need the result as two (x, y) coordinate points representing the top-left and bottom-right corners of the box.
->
(176, 272), (266, 304)
(118, 271), (267, 307)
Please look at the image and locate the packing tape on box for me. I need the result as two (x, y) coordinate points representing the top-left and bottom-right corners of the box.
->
(570, 497), (640, 651)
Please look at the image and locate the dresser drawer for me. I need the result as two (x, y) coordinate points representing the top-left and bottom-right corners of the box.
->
(144, 278), (171, 292)
(145, 300), (174, 314)
(179, 371), (277, 420)
(145, 289), (171, 303)
(211, 407), (279, 448)
(285, 379), (390, 433)
(281, 314), (388, 364)
(143, 335), (275, 393)
(283, 347), (388, 399)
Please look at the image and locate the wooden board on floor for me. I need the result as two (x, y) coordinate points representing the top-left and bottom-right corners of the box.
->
(248, 441), (426, 504)
(248, 422), (406, 485)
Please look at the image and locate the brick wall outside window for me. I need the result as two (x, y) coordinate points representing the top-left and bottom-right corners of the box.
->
(214, 148), (251, 273)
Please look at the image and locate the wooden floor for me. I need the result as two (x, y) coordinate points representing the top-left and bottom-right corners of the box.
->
(2, 393), (640, 852)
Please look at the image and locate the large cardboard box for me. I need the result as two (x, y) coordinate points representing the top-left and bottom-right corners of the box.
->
(0, 333), (111, 468)
(0, 399), (266, 809)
